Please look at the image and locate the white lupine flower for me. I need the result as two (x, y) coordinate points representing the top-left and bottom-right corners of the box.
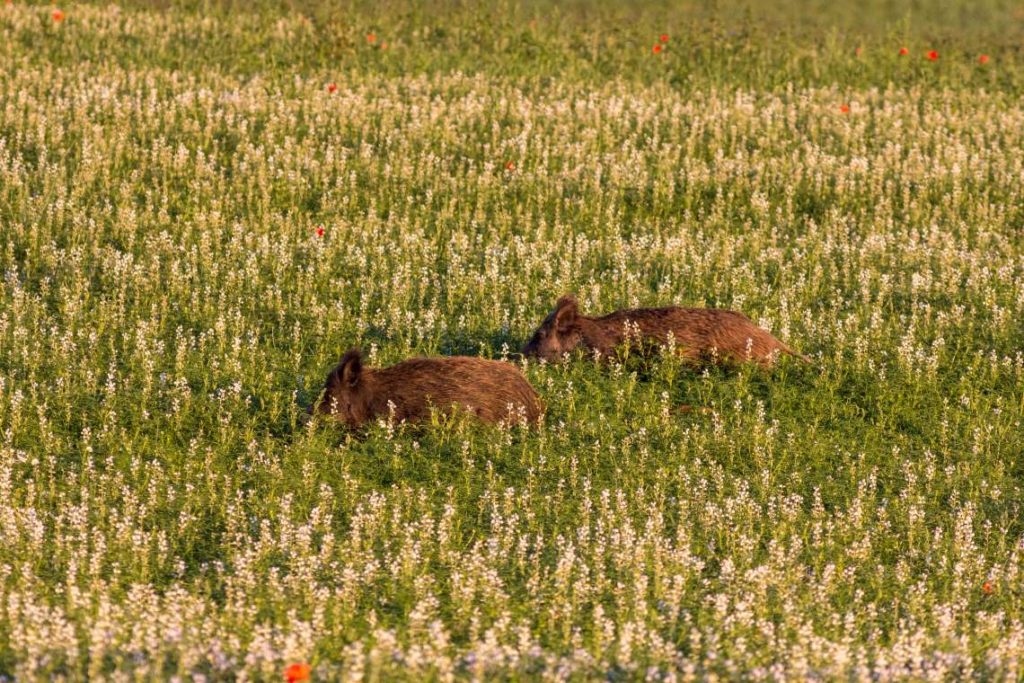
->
(1, 6), (1023, 679)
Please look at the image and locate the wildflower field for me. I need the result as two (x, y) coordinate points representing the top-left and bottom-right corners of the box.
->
(3, 0), (1024, 679)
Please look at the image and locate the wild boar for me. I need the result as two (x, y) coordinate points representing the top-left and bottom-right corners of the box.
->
(311, 349), (543, 428)
(522, 295), (810, 366)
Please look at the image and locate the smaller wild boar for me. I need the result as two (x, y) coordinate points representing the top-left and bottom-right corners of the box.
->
(522, 295), (810, 366)
(311, 349), (543, 428)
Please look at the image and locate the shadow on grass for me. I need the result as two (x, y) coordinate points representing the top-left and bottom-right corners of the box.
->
(437, 326), (525, 360)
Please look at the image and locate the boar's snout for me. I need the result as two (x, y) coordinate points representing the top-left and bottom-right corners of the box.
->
(521, 333), (553, 361)
(521, 331), (562, 362)
(521, 338), (537, 358)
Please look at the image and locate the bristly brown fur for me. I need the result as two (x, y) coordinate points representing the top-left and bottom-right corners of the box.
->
(522, 294), (811, 366)
(313, 349), (543, 428)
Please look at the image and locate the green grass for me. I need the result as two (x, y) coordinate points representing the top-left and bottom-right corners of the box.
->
(2, 0), (1024, 679)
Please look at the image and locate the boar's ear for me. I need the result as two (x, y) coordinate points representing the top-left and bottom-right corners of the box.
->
(553, 295), (578, 332)
(330, 348), (363, 388)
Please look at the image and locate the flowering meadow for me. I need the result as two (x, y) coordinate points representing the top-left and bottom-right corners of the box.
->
(2, 1), (1024, 679)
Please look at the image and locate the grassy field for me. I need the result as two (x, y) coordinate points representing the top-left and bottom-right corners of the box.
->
(2, 0), (1024, 679)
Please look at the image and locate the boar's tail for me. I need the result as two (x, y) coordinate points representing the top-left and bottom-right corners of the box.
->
(676, 404), (713, 415)
(779, 342), (813, 364)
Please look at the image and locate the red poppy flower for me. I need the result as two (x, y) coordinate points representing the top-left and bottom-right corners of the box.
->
(505, 161), (514, 171)
(52, 8), (65, 21)
(315, 226), (325, 237)
(652, 44), (663, 54)
(982, 581), (994, 595)
(366, 33), (376, 43)
(326, 83), (337, 93)
(840, 104), (850, 113)
(926, 50), (939, 61)
(898, 47), (909, 56)
(659, 34), (669, 43)
(978, 54), (989, 65)
(855, 47), (862, 57)
(285, 663), (311, 683)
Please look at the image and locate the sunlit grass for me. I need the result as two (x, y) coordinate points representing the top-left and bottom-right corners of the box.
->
(1, 1), (1024, 679)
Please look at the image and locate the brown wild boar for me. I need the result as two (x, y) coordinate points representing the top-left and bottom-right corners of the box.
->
(522, 295), (810, 367)
(311, 349), (543, 428)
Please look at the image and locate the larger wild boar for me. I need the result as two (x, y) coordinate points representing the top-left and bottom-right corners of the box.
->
(522, 295), (810, 366)
(311, 349), (543, 428)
